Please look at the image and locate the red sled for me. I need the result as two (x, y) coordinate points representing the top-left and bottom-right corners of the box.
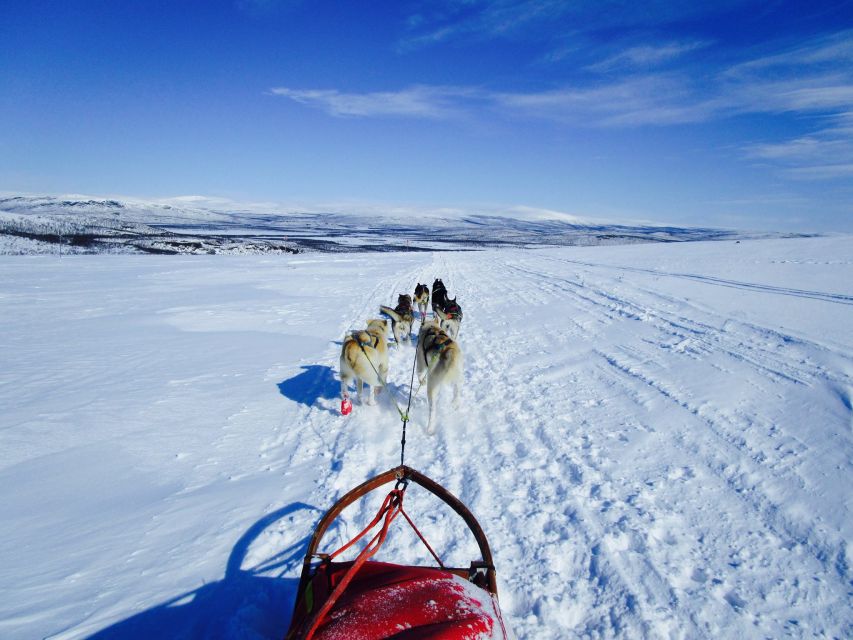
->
(285, 465), (511, 640)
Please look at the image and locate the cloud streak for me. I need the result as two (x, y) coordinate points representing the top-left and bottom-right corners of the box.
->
(272, 73), (853, 128)
(271, 29), (853, 178)
(743, 112), (853, 179)
(398, 0), (572, 51)
(274, 28), (853, 122)
(398, 0), (752, 51)
(269, 85), (481, 119)
(585, 41), (711, 72)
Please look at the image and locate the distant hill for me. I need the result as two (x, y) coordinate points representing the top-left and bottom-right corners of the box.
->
(0, 194), (805, 255)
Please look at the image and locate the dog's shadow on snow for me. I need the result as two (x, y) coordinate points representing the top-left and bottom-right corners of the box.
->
(85, 502), (321, 640)
(277, 365), (339, 408)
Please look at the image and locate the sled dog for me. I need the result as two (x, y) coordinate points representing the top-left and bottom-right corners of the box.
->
(380, 294), (415, 346)
(413, 283), (430, 319)
(340, 318), (389, 406)
(431, 278), (448, 316)
(416, 319), (463, 435)
(434, 297), (463, 340)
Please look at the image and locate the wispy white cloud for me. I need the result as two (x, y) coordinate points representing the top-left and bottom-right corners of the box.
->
(399, 0), (571, 51)
(724, 33), (853, 179)
(725, 29), (853, 76)
(273, 29), (853, 179)
(269, 85), (480, 119)
(785, 163), (853, 179)
(743, 113), (853, 180)
(493, 74), (726, 126)
(399, 0), (751, 51)
(277, 28), (853, 123)
(271, 75), (724, 126)
(271, 72), (853, 128)
(492, 79), (853, 132)
(585, 41), (710, 72)
(724, 76), (853, 116)
(745, 135), (846, 162)
(568, 31), (853, 123)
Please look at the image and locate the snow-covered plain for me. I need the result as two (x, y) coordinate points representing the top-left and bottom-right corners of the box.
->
(1, 236), (851, 639)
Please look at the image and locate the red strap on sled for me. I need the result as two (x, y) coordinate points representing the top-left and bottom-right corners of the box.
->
(328, 488), (403, 563)
(301, 485), (446, 640)
(301, 490), (402, 639)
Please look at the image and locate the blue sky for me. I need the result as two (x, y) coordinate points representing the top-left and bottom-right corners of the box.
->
(2, 1), (852, 231)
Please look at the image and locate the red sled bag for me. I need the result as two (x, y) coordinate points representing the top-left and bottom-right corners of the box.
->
(285, 466), (510, 640)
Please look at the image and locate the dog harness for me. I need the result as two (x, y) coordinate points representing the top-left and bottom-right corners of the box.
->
(443, 302), (462, 321)
(423, 331), (452, 356)
(355, 333), (380, 349)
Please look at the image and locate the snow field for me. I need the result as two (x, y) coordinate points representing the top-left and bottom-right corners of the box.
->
(0, 236), (851, 639)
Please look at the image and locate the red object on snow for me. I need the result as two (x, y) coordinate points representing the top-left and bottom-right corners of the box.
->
(340, 397), (352, 416)
(288, 561), (503, 640)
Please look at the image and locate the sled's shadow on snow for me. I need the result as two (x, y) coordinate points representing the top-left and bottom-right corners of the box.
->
(86, 502), (321, 640)
(277, 365), (339, 408)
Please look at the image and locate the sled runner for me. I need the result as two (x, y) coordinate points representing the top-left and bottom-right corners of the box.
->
(285, 465), (510, 640)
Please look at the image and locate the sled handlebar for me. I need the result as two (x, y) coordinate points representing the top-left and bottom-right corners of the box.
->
(298, 465), (498, 595)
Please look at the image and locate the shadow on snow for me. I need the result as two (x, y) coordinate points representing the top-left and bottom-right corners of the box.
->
(86, 502), (320, 640)
(277, 365), (339, 407)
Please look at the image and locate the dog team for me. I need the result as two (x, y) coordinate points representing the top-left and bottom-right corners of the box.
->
(339, 278), (464, 435)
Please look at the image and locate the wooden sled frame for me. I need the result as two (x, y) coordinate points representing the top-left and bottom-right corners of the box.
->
(293, 464), (498, 606)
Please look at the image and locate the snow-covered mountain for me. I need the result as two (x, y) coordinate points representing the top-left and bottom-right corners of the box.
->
(0, 194), (802, 255)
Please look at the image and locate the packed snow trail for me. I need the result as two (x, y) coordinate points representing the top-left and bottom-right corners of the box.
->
(0, 237), (851, 639)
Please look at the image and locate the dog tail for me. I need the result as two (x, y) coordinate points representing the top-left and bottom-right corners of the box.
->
(379, 305), (401, 322)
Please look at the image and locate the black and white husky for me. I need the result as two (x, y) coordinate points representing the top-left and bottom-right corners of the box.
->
(434, 297), (462, 340)
(413, 283), (430, 320)
(431, 278), (448, 316)
(416, 319), (463, 435)
(379, 294), (415, 346)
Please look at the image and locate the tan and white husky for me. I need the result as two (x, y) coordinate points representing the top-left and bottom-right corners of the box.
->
(340, 318), (389, 405)
(380, 294), (415, 346)
(416, 319), (463, 435)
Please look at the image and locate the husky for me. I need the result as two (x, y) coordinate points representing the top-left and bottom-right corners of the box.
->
(434, 296), (463, 340)
(340, 318), (389, 406)
(413, 283), (430, 320)
(379, 294), (415, 346)
(431, 278), (448, 316)
(416, 319), (463, 435)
